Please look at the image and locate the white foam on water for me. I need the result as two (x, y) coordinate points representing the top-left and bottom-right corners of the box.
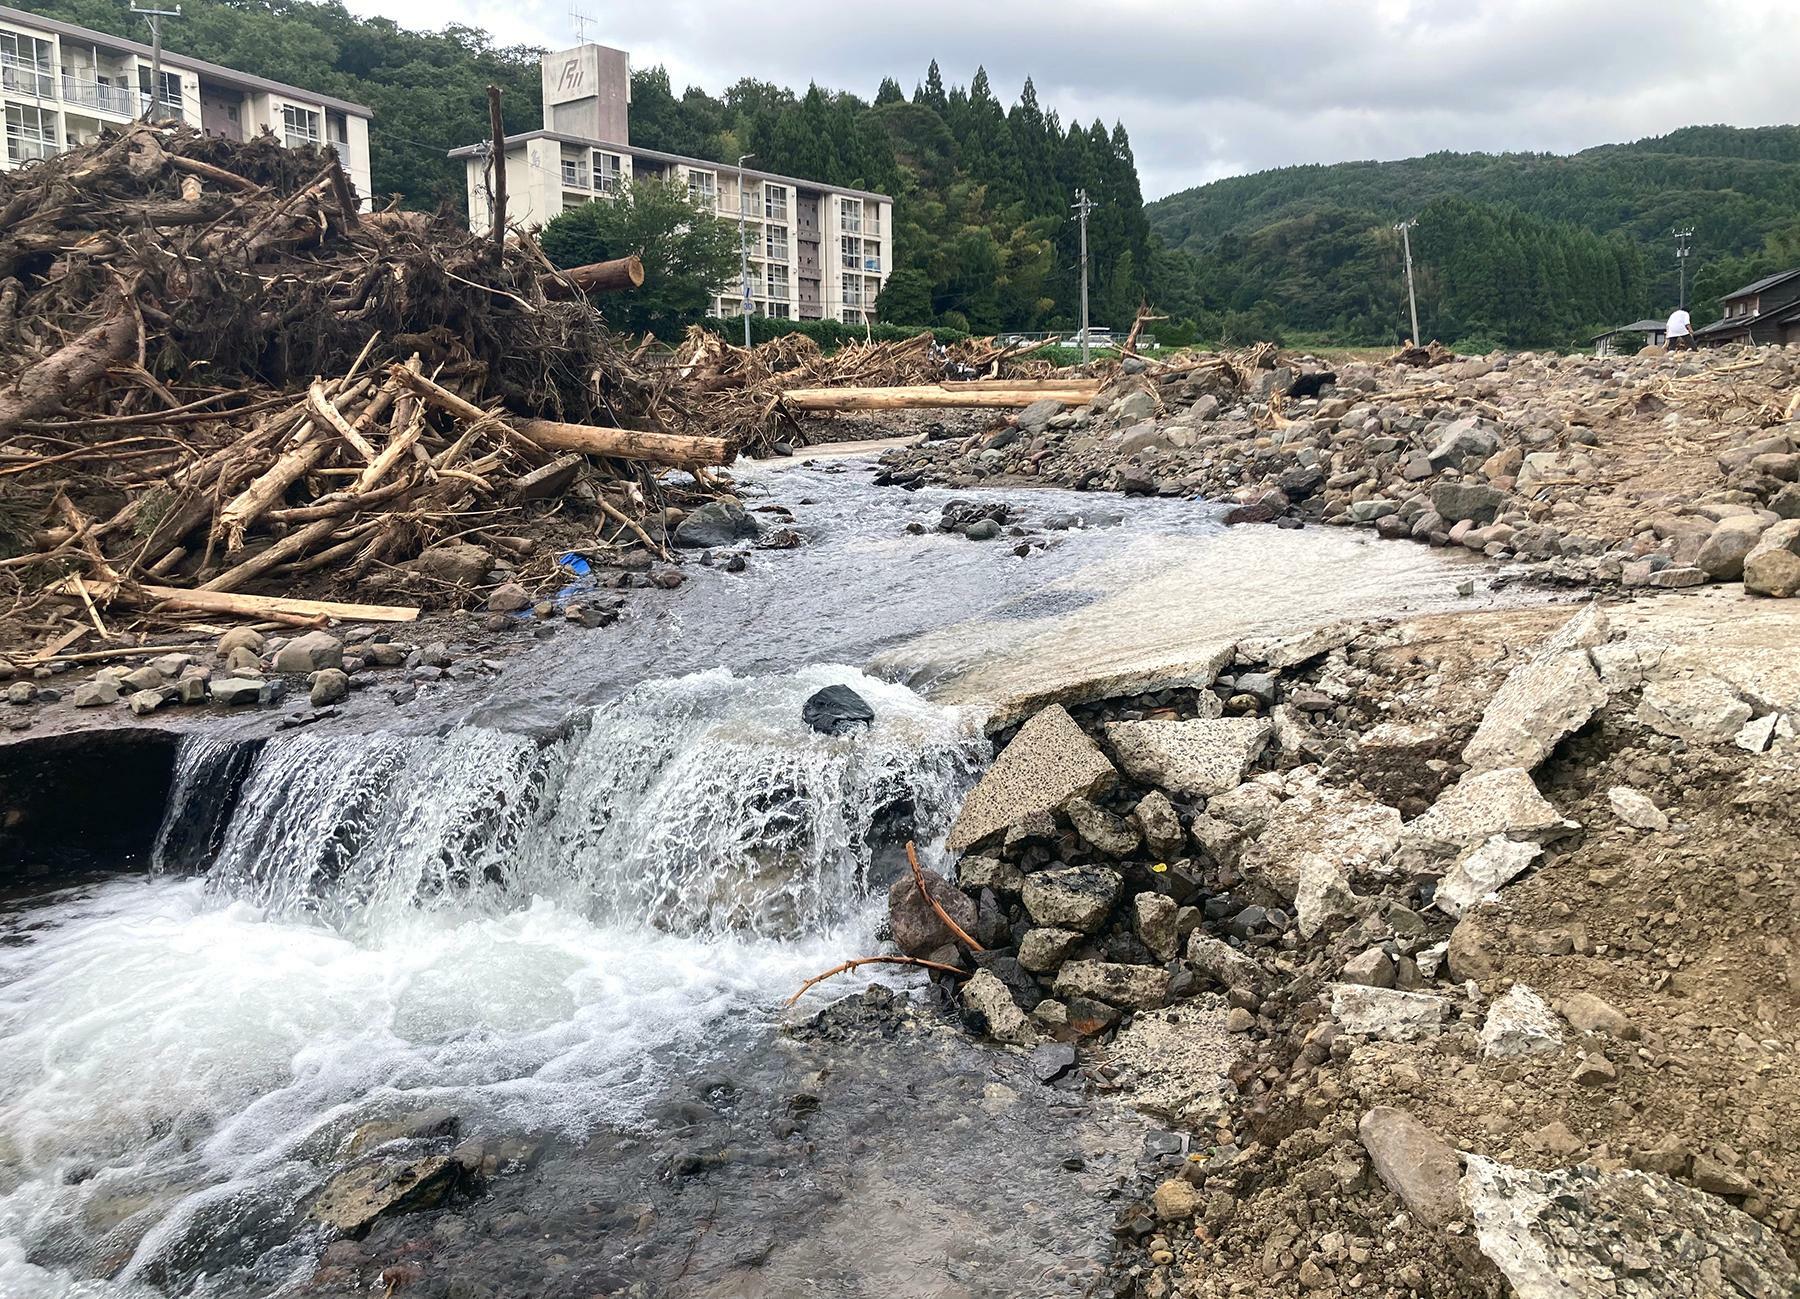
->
(0, 666), (987, 1296)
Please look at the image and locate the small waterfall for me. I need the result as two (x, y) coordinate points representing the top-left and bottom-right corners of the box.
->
(199, 667), (988, 939)
(149, 735), (262, 873)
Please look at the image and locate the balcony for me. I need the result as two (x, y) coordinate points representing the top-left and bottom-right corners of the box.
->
(1, 60), (54, 98)
(60, 75), (137, 115)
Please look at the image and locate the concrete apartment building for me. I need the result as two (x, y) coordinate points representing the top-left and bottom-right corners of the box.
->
(0, 3), (372, 200)
(450, 43), (893, 324)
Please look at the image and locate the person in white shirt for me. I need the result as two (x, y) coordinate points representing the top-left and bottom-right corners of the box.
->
(1666, 307), (1693, 350)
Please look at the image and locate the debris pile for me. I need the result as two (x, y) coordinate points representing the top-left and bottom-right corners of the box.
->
(882, 342), (1800, 595)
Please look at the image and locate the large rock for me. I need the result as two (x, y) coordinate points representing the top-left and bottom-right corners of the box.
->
(1329, 984), (1448, 1040)
(308, 1155), (461, 1236)
(1431, 479), (1509, 525)
(1185, 933), (1266, 995)
(1402, 767), (1575, 854)
(407, 542), (493, 586)
(1742, 518), (1800, 597)
(1132, 789), (1185, 860)
(1462, 604), (1609, 774)
(1433, 835), (1543, 917)
(1109, 1002), (1238, 1125)
(947, 705), (1115, 853)
(1052, 960), (1170, 1009)
(1359, 1107), (1463, 1227)
(72, 679), (119, 708)
(961, 969), (1034, 1045)
(1133, 893), (1179, 961)
(1101, 716), (1272, 798)
(1636, 677), (1754, 743)
(1064, 795), (1141, 857)
(1022, 864), (1123, 934)
(273, 631), (343, 674)
(1479, 984), (1564, 1058)
(1461, 1155), (1798, 1299)
(801, 684), (874, 736)
(675, 500), (762, 548)
(211, 676), (271, 707)
(310, 668), (350, 707)
(887, 866), (979, 957)
(1696, 515), (1772, 581)
(1018, 927), (1084, 972)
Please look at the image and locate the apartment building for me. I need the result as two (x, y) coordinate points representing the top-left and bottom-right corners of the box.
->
(0, 4), (372, 201)
(449, 43), (893, 324)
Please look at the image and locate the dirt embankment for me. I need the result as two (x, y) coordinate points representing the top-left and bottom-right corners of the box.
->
(891, 589), (1798, 1297)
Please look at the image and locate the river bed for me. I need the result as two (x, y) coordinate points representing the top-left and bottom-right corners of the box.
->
(0, 456), (1517, 1297)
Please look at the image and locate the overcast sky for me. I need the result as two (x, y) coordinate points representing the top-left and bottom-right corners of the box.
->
(349, 0), (1798, 199)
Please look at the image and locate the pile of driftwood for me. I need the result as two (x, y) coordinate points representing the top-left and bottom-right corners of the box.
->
(0, 123), (730, 650)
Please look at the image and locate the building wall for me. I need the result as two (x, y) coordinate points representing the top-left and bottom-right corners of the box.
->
(0, 8), (370, 198)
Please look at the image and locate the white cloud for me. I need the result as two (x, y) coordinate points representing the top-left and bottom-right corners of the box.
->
(346, 0), (1798, 198)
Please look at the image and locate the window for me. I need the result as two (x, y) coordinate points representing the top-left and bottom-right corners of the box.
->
(560, 156), (589, 188)
(4, 102), (56, 163)
(138, 68), (182, 115)
(0, 33), (54, 98)
(842, 273), (864, 308)
(686, 169), (716, 208)
(281, 104), (321, 149)
(766, 264), (789, 301)
(764, 224), (788, 262)
(766, 301), (792, 320)
(594, 151), (622, 194)
(863, 246), (882, 273)
(764, 184), (788, 221)
(839, 235), (860, 270)
(837, 196), (862, 234)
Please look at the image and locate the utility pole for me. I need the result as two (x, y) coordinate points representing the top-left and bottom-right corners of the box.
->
(1072, 187), (1095, 367)
(131, 4), (181, 122)
(1673, 227), (1694, 309)
(1395, 217), (1420, 346)
(738, 153), (756, 350)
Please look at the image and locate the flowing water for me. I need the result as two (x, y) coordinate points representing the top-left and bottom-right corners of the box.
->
(0, 456), (1516, 1297)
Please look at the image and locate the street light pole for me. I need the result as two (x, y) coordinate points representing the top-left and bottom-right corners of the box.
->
(1395, 217), (1420, 346)
(1072, 187), (1095, 368)
(738, 153), (755, 350)
(131, 4), (181, 122)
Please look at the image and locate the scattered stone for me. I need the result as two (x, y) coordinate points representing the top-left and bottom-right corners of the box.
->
(1022, 864), (1123, 934)
(1108, 1002), (1237, 1124)
(1019, 927), (1084, 973)
(1742, 518), (1800, 597)
(947, 704), (1115, 853)
(1152, 1178), (1201, 1222)
(272, 631), (344, 674)
(1460, 1156), (1797, 1299)
(486, 581), (532, 613)
(1480, 984), (1565, 1058)
(218, 626), (265, 656)
(1340, 946), (1396, 989)
(1052, 960), (1170, 1009)
(1102, 716), (1272, 797)
(1572, 1052), (1617, 1086)
(1240, 783), (1402, 899)
(961, 970), (1034, 1046)
(211, 676), (271, 707)
(1133, 893), (1179, 962)
(1294, 852), (1361, 938)
(1561, 991), (1635, 1039)
(1358, 1107), (1462, 1226)
(800, 683), (875, 736)
(1433, 835), (1543, 917)
(72, 679), (119, 707)
(1607, 786), (1668, 831)
(126, 688), (165, 716)
(1329, 984), (1447, 1040)
(1132, 789), (1185, 860)
(310, 668), (350, 707)
(675, 500), (762, 548)
(121, 665), (167, 692)
(407, 542), (493, 586)
(1695, 515), (1770, 580)
(1029, 1041), (1077, 1082)
(1064, 795), (1141, 857)
(1734, 713), (1780, 753)
(308, 1156), (461, 1236)
(345, 1108), (460, 1157)
(957, 855), (1024, 894)
(1185, 933), (1265, 995)
(1636, 677), (1754, 743)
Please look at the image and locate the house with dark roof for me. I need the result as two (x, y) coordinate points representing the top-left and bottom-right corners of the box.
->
(1589, 318), (1667, 356)
(1693, 268), (1800, 346)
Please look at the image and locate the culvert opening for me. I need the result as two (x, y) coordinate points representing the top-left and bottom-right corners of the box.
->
(1, 729), (181, 881)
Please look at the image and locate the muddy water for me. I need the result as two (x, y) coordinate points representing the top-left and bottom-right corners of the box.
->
(0, 456), (1510, 1297)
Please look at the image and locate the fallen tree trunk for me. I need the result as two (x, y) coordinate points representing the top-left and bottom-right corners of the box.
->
(780, 383), (1099, 412)
(65, 578), (419, 623)
(544, 255), (646, 296)
(0, 307), (138, 438)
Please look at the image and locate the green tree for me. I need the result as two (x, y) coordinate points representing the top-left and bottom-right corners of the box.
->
(877, 268), (933, 323)
(539, 180), (740, 336)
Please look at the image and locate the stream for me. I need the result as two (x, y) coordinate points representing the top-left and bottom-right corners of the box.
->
(0, 454), (1508, 1298)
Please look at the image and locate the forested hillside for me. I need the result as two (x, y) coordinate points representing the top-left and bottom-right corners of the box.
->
(1146, 126), (1800, 345)
(27, 0), (1151, 334)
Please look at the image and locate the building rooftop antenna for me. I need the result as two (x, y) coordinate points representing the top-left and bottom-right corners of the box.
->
(570, 4), (597, 43)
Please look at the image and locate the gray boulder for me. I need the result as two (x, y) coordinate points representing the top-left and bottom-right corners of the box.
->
(211, 676), (272, 707)
(1101, 716), (1272, 798)
(961, 970), (1035, 1045)
(675, 500), (762, 549)
(1022, 864), (1123, 933)
(801, 684), (874, 736)
(310, 668), (350, 707)
(72, 680), (120, 708)
(273, 631), (343, 674)
(887, 866), (978, 957)
(407, 542), (493, 586)
(1696, 515), (1771, 581)
(1359, 1107), (1462, 1227)
(1743, 518), (1800, 597)
(1052, 960), (1170, 1009)
(1431, 480), (1510, 525)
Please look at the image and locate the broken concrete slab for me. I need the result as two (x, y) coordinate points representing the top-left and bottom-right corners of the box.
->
(1295, 851), (1362, 938)
(1480, 984), (1565, 1058)
(1460, 1155), (1798, 1299)
(1239, 779), (1403, 900)
(1462, 604), (1609, 775)
(1433, 835), (1543, 918)
(961, 969), (1035, 1046)
(1107, 1000), (1239, 1127)
(947, 704), (1115, 852)
(1021, 863), (1123, 934)
(1234, 622), (1360, 670)
(1101, 716), (1272, 798)
(1052, 960), (1171, 1009)
(1358, 1107), (1463, 1227)
(1328, 983), (1448, 1040)
(1636, 677), (1754, 744)
(1402, 767), (1576, 855)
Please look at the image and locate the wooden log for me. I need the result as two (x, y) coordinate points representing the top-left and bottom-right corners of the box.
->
(486, 84), (507, 258)
(0, 308), (138, 437)
(544, 255), (645, 296)
(390, 366), (735, 467)
(780, 384), (1100, 412)
(66, 579), (419, 624)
